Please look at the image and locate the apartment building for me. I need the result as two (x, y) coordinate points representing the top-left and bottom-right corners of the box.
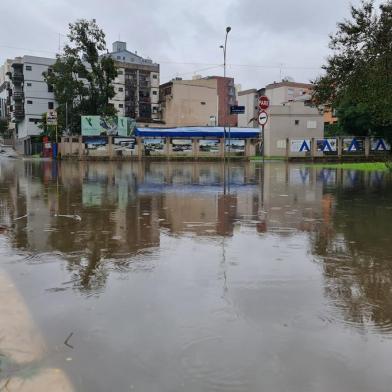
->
(108, 41), (160, 122)
(0, 56), (56, 142)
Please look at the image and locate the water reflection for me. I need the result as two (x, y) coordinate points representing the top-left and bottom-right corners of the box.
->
(0, 160), (392, 362)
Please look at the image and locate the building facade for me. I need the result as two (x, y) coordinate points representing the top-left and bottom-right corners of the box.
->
(263, 101), (324, 157)
(108, 41), (160, 122)
(237, 89), (259, 128)
(265, 81), (313, 106)
(207, 76), (237, 127)
(0, 56), (56, 142)
(159, 78), (219, 127)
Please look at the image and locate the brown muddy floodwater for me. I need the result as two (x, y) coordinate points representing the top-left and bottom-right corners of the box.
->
(1, 159), (392, 392)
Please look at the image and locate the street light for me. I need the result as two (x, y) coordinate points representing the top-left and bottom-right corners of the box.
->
(220, 26), (231, 152)
(220, 26), (231, 194)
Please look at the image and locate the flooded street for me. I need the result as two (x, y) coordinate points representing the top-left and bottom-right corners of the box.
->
(1, 159), (392, 392)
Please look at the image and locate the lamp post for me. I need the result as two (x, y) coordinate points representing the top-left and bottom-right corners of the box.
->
(220, 26), (231, 158)
(220, 26), (231, 194)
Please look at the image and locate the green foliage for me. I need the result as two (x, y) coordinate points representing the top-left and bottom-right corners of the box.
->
(324, 122), (343, 137)
(38, 113), (57, 141)
(43, 19), (117, 134)
(314, 1), (392, 141)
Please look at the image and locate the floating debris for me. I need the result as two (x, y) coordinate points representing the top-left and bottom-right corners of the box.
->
(54, 214), (82, 221)
(14, 214), (28, 221)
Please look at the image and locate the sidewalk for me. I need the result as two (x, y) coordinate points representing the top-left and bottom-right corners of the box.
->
(0, 270), (74, 391)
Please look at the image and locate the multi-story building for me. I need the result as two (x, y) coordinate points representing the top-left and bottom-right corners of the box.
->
(0, 56), (56, 146)
(159, 75), (238, 128)
(108, 41), (160, 122)
(265, 81), (313, 105)
(206, 76), (237, 127)
(159, 78), (218, 127)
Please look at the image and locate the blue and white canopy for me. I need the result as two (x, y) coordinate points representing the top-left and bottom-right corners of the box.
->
(134, 127), (260, 139)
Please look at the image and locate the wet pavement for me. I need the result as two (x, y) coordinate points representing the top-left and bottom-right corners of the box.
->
(0, 159), (392, 392)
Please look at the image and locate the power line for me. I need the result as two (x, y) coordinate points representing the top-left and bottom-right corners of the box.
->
(0, 44), (321, 70)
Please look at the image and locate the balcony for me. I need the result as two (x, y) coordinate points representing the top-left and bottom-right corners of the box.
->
(13, 109), (25, 120)
(139, 97), (151, 103)
(13, 91), (24, 101)
(12, 74), (24, 84)
(139, 81), (151, 89)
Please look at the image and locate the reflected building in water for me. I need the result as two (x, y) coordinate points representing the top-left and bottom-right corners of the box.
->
(1, 159), (392, 333)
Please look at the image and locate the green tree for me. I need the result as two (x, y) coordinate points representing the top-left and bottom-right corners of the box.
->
(44, 19), (117, 134)
(313, 1), (392, 141)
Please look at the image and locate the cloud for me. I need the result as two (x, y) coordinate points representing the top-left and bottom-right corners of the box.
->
(0, 0), (379, 90)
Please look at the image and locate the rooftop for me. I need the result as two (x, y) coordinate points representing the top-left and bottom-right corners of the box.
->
(265, 81), (313, 89)
(238, 89), (258, 96)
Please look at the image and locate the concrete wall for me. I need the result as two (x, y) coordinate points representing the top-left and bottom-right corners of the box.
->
(161, 79), (219, 127)
(264, 101), (324, 157)
(60, 136), (257, 160)
(238, 90), (258, 127)
(265, 84), (313, 105)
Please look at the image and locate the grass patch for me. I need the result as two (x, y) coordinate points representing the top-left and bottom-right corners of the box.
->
(250, 156), (286, 161)
(308, 162), (390, 171)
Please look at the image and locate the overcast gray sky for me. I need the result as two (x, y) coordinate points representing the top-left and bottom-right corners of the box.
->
(0, 0), (382, 90)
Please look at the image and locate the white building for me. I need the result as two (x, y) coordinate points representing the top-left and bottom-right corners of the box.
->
(0, 55), (56, 146)
(265, 81), (313, 105)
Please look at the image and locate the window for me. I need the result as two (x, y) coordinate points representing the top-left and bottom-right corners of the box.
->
(117, 56), (121, 59)
(118, 87), (123, 92)
(29, 118), (41, 123)
(47, 68), (53, 74)
(277, 140), (287, 149)
(48, 84), (53, 93)
(117, 70), (123, 75)
(307, 120), (317, 129)
(119, 104), (123, 108)
(200, 101), (206, 105)
(27, 82), (32, 87)
(27, 100), (33, 104)
(152, 91), (157, 95)
(25, 65), (32, 71)
(153, 74), (158, 79)
(48, 102), (54, 109)
(294, 120), (300, 125)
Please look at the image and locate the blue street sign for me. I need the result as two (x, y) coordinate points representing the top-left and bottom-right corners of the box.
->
(230, 105), (245, 114)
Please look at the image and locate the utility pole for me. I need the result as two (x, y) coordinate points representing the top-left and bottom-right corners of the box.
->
(220, 26), (231, 194)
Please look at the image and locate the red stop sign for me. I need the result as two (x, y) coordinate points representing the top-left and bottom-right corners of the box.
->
(258, 95), (270, 110)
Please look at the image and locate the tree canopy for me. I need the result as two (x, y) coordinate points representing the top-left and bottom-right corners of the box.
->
(44, 19), (117, 134)
(313, 1), (392, 140)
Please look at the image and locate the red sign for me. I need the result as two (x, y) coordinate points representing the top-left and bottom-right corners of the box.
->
(258, 95), (270, 110)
